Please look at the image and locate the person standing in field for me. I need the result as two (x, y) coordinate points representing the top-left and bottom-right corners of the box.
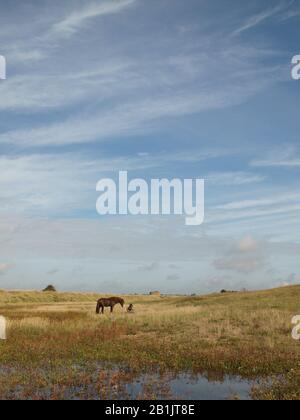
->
(0, 316), (6, 340)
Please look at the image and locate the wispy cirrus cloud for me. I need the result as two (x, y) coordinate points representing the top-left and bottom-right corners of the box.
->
(1, 1), (138, 64)
(279, 3), (300, 19)
(51, 0), (137, 38)
(0, 92), (234, 146)
(0, 62), (282, 146)
(209, 193), (300, 225)
(207, 171), (266, 186)
(251, 146), (300, 167)
(0, 36), (283, 116)
(1, 0), (300, 292)
(216, 192), (300, 211)
(0, 60), (134, 111)
(232, 0), (295, 36)
(205, 188), (300, 238)
(253, 158), (300, 167)
(0, 149), (228, 215)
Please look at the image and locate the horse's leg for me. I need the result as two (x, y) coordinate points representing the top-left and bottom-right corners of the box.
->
(110, 304), (114, 314)
(101, 305), (104, 314)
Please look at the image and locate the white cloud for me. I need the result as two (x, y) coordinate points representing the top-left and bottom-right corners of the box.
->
(52, 0), (137, 38)
(207, 171), (266, 186)
(232, 1), (294, 36)
(0, 212), (299, 292)
(0, 11), (285, 146)
(206, 190), (300, 232)
(0, 60), (134, 111)
(209, 203), (300, 225)
(214, 235), (267, 274)
(258, 159), (300, 167)
(0, 71), (279, 147)
(0, 150), (228, 215)
(280, 4), (300, 20)
(216, 192), (300, 211)
(0, 263), (12, 275)
(0, 0), (299, 292)
(0, 1), (138, 66)
(235, 235), (259, 253)
(252, 148), (300, 167)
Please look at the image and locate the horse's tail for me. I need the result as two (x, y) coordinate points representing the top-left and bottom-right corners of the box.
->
(96, 300), (101, 314)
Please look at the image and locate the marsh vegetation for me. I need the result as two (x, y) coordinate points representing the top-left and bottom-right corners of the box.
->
(0, 286), (299, 400)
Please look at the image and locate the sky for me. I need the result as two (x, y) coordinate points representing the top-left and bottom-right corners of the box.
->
(0, 0), (300, 294)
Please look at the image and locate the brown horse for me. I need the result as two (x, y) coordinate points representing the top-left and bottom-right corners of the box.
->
(96, 297), (125, 314)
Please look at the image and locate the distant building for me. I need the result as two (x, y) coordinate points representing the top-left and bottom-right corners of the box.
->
(149, 291), (160, 296)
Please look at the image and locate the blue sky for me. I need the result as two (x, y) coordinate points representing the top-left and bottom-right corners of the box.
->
(0, 0), (300, 293)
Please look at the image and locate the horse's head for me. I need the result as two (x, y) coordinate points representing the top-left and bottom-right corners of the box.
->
(120, 298), (125, 308)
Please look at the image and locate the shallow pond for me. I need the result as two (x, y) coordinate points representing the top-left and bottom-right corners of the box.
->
(0, 363), (262, 400)
(126, 372), (257, 400)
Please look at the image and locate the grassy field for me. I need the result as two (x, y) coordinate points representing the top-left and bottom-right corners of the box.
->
(0, 286), (299, 400)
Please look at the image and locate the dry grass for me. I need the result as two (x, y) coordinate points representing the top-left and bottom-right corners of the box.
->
(0, 285), (299, 399)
